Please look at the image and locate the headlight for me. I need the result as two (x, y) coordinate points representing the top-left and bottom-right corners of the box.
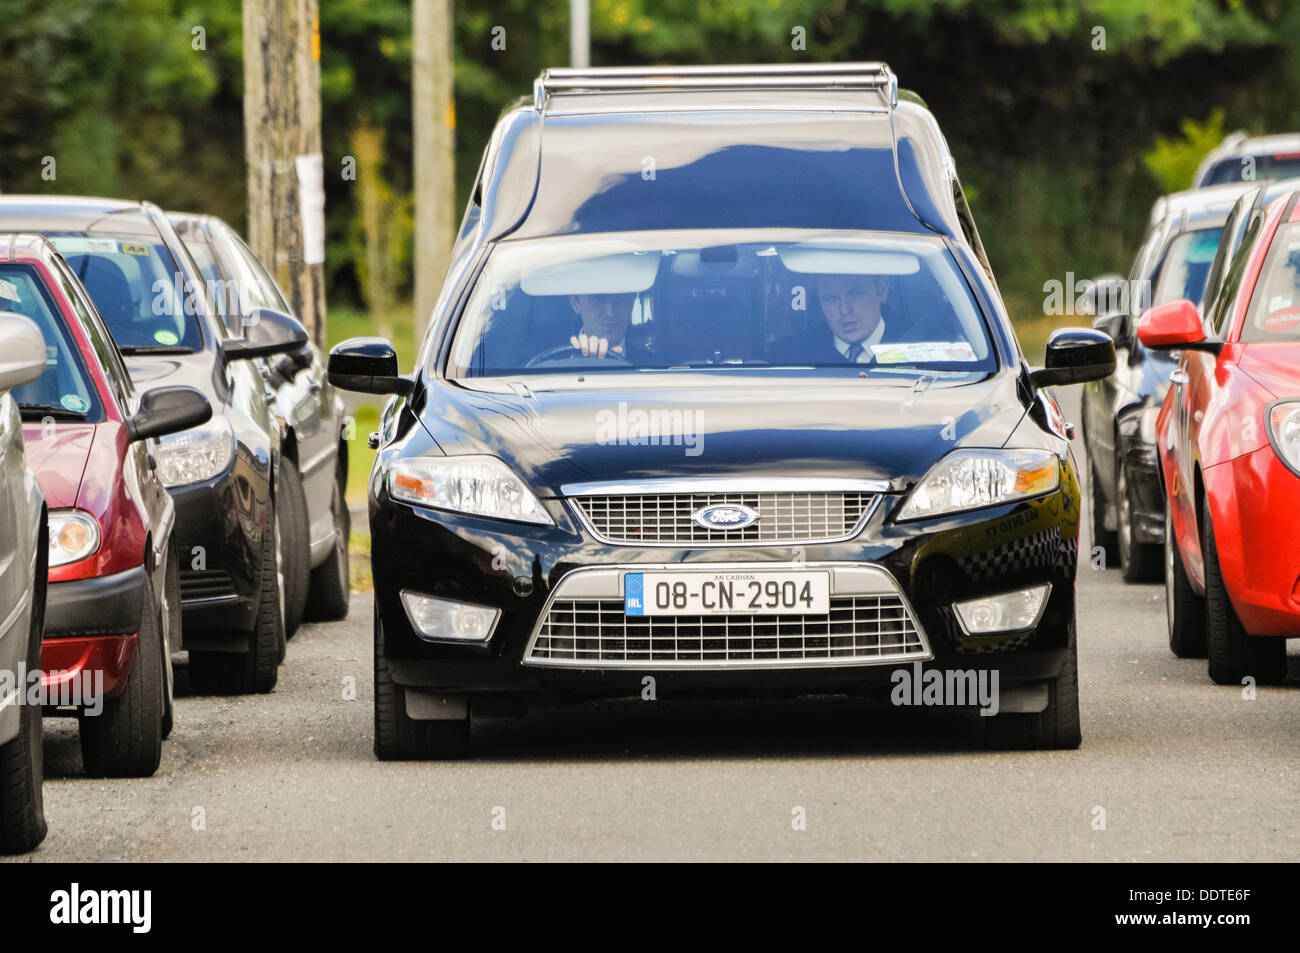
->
(1268, 400), (1300, 476)
(390, 455), (553, 525)
(155, 417), (235, 487)
(49, 509), (100, 567)
(896, 448), (1060, 521)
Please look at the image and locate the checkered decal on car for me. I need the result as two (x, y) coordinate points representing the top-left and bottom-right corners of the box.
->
(956, 526), (1077, 583)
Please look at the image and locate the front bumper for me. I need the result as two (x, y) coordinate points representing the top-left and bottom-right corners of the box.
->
(42, 566), (147, 705)
(168, 459), (271, 648)
(1204, 446), (1300, 636)
(370, 469), (1082, 700)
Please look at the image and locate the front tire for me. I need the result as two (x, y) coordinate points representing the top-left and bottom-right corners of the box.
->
(1165, 504), (1205, 658)
(983, 622), (1081, 750)
(1117, 461), (1160, 583)
(1088, 462), (1118, 569)
(279, 460), (311, 639)
(373, 604), (469, 760)
(305, 469), (350, 622)
(1204, 498), (1286, 685)
(79, 578), (165, 778)
(0, 566), (47, 855)
(188, 512), (283, 695)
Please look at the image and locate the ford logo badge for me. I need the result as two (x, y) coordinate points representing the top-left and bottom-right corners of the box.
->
(692, 504), (759, 530)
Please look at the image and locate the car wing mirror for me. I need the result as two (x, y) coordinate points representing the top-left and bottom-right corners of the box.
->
(0, 312), (47, 393)
(327, 337), (413, 396)
(127, 386), (212, 442)
(1135, 300), (1222, 355)
(1029, 327), (1117, 387)
(222, 308), (309, 362)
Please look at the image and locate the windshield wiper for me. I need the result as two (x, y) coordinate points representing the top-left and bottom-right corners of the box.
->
(18, 403), (88, 421)
(118, 345), (194, 355)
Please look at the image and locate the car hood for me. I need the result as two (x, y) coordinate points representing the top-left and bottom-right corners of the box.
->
(19, 422), (95, 508)
(425, 372), (1030, 495)
(1236, 343), (1300, 399)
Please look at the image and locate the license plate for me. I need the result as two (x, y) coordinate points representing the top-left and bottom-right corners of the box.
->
(624, 570), (830, 617)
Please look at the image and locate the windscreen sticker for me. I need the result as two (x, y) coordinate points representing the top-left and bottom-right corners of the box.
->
(153, 329), (180, 346)
(60, 394), (89, 413)
(1262, 306), (1300, 333)
(0, 278), (19, 302)
(120, 243), (150, 256)
(49, 237), (121, 256)
(871, 341), (978, 364)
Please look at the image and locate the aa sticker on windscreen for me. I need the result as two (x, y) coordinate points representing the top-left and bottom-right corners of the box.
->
(0, 278), (20, 303)
(120, 243), (150, 256)
(871, 341), (977, 363)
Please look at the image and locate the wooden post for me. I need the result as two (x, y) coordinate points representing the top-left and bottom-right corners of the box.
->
(413, 0), (455, 342)
(243, 0), (327, 345)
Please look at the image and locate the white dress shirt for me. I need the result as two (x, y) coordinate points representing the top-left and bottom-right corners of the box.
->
(833, 319), (887, 362)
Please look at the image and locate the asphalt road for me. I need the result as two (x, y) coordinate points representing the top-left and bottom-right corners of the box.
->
(8, 391), (1300, 862)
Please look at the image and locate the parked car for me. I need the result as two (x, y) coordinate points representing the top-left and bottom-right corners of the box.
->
(1081, 183), (1252, 582)
(0, 309), (48, 853)
(329, 64), (1115, 758)
(1139, 186), (1300, 681)
(4, 234), (210, 776)
(1192, 132), (1300, 188)
(0, 198), (307, 695)
(168, 212), (350, 634)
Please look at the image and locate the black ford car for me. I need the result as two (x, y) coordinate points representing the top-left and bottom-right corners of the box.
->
(0, 197), (307, 694)
(330, 64), (1115, 758)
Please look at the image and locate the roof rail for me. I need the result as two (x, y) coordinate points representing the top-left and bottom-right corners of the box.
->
(533, 62), (898, 113)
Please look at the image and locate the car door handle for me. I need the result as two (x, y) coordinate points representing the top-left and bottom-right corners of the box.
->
(1169, 369), (1189, 385)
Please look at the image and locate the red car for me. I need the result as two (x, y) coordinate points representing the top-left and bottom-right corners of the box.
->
(2, 235), (210, 776)
(1138, 188), (1300, 684)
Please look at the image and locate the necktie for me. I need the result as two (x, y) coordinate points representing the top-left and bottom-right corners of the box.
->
(846, 341), (865, 363)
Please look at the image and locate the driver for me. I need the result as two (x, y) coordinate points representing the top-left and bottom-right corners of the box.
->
(568, 292), (642, 360)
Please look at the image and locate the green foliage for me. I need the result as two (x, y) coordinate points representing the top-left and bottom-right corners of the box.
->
(1142, 109), (1226, 193)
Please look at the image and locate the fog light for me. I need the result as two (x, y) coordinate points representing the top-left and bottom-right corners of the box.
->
(952, 584), (1051, 635)
(400, 591), (501, 643)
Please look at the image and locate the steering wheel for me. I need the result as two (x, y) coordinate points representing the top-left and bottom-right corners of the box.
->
(524, 344), (630, 368)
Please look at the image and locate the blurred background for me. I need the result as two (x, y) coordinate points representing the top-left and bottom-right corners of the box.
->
(3, 0), (1299, 521)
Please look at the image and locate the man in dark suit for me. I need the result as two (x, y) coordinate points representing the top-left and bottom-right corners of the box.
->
(567, 292), (651, 362)
(772, 273), (899, 364)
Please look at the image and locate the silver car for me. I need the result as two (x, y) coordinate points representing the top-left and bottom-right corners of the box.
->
(0, 310), (49, 853)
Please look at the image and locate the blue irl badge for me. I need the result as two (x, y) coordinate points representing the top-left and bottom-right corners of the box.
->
(624, 572), (644, 615)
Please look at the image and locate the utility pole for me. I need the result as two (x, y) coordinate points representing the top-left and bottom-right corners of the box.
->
(413, 0), (455, 341)
(570, 0), (590, 68)
(244, 0), (327, 345)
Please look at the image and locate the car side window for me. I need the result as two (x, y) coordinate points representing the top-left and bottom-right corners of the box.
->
(1209, 211), (1265, 338)
(227, 230), (292, 316)
(1201, 209), (1238, 320)
(50, 254), (136, 412)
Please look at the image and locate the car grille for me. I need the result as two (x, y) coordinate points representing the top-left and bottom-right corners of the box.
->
(180, 569), (239, 601)
(526, 594), (926, 668)
(572, 490), (875, 545)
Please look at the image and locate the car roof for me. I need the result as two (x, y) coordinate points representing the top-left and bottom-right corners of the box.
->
(481, 64), (968, 245)
(0, 196), (160, 238)
(0, 233), (60, 263)
(1148, 182), (1255, 231)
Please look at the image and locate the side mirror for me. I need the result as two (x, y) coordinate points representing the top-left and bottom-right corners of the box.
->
(288, 344), (314, 371)
(222, 308), (309, 362)
(1136, 300), (1222, 354)
(0, 312), (47, 393)
(127, 386), (212, 442)
(327, 337), (412, 396)
(1029, 328), (1117, 387)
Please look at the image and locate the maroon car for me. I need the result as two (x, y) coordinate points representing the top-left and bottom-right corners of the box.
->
(3, 234), (210, 777)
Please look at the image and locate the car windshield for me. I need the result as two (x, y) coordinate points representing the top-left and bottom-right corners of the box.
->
(46, 234), (202, 352)
(446, 230), (996, 379)
(0, 264), (103, 421)
(1244, 222), (1300, 342)
(1152, 227), (1222, 308)
(1205, 154), (1300, 186)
